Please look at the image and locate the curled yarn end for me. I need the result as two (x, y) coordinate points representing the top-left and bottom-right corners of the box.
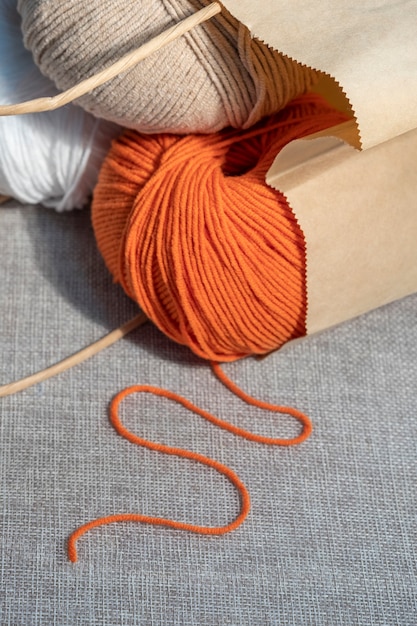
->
(68, 363), (311, 562)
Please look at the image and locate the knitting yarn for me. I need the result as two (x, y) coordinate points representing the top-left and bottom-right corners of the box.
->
(92, 93), (348, 361)
(67, 361), (313, 562)
(0, 0), (120, 210)
(18, 0), (319, 134)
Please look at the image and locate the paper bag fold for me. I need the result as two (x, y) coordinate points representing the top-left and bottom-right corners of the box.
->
(222, 0), (417, 149)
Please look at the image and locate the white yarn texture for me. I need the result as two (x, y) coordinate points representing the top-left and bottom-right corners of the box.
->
(18, 0), (318, 134)
(0, 0), (120, 210)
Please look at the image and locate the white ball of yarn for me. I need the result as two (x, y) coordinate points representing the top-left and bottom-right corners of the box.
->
(0, 0), (120, 210)
(17, 0), (318, 134)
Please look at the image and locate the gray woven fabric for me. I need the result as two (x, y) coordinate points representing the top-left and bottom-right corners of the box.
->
(1, 201), (416, 625)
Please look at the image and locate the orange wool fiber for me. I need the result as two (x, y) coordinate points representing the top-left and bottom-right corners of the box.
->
(92, 94), (348, 361)
(67, 362), (312, 563)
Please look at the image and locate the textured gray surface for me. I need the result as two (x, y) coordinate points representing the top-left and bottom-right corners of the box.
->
(1, 201), (416, 625)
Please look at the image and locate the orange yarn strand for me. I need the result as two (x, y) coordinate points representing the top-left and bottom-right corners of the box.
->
(74, 94), (345, 562)
(210, 362), (312, 445)
(68, 364), (312, 562)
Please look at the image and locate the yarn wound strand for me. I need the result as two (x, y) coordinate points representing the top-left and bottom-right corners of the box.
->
(18, 0), (319, 133)
(0, 3), (222, 116)
(92, 93), (350, 361)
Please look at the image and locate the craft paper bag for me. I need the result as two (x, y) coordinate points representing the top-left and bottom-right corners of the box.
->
(269, 128), (417, 334)
(222, 0), (417, 335)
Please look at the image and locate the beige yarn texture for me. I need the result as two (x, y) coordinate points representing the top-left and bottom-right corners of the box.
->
(18, 0), (318, 134)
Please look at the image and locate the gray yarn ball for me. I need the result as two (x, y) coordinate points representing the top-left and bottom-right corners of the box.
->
(18, 0), (318, 134)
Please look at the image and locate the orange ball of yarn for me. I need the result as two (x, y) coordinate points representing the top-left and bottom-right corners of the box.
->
(92, 94), (348, 361)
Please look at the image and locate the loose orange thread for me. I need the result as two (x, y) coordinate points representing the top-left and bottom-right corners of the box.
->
(75, 94), (347, 561)
(68, 363), (312, 562)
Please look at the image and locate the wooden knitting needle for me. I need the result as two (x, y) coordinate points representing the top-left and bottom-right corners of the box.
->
(0, 2), (222, 116)
(0, 312), (148, 397)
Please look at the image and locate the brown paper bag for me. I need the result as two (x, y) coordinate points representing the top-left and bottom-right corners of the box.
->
(222, 0), (417, 335)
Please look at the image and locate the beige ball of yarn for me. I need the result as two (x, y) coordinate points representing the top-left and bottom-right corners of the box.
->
(18, 0), (319, 134)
